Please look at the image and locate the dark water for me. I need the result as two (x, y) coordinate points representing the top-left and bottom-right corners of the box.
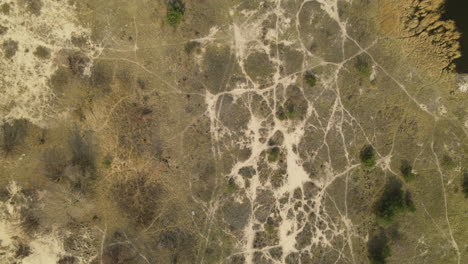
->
(442, 0), (468, 73)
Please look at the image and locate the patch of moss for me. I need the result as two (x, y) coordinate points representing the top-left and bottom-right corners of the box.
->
(399, 160), (416, 182)
(167, 1), (185, 26)
(267, 147), (280, 162)
(360, 145), (376, 168)
(304, 72), (317, 87)
(374, 178), (415, 224)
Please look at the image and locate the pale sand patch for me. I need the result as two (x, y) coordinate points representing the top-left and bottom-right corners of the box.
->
(0, 0), (101, 126)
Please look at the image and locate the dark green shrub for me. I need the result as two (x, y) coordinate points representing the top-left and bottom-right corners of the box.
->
(268, 147), (280, 162)
(285, 101), (298, 119)
(167, 1), (185, 26)
(400, 160), (416, 182)
(374, 178), (415, 224)
(356, 57), (372, 77)
(226, 178), (237, 193)
(360, 145), (376, 168)
(276, 106), (286, 120)
(304, 72), (317, 87)
(368, 231), (391, 264)
(102, 158), (112, 169)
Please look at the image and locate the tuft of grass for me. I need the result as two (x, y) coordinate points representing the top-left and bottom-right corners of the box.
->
(360, 145), (376, 168)
(374, 178), (415, 224)
(167, 1), (185, 26)
(304, 72), (317, 87)
(399, 160), (416, 182)
(267, 147), (280, 162)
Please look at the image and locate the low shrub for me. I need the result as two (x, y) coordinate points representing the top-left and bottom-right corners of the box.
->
(360, 145), (376, 168)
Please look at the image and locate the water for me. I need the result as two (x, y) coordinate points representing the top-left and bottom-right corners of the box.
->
(442, 0), (468, 73)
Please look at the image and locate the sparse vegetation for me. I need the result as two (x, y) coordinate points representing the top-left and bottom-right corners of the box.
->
(463, 170), (468, 198)
(167, 1), (185, 26)
(399, 160), (416, 182)
(441, 154), (456, 169)
(33, 45), (51, 59)
(0, 25), (7, 35)
(15, 243), (31, 258)
(368, 231), (391, 264)
(70, 131), (96, 177)
(67, 52), (90, 76)
(20, 208), (40, 234)
(58, 256), (79, 264)
(184, 41), (201, 54)
(42, 148), (67, 181)
(268, 147), (280, 162)
(360, 145), (376, 168)
(0, 119), (28, 154)
(304, 72), (317, 87)
(113, 174), (164, 226)
(374, 178), (415, 224)
(3, 39), (18, 58)
(1, 3), (10, 14)
(24, 0), (43, 16)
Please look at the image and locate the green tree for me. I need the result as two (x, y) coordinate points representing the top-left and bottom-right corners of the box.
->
(167, 1), (185, 26)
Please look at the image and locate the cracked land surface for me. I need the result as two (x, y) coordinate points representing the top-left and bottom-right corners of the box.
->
(0, 0), (467, 263)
